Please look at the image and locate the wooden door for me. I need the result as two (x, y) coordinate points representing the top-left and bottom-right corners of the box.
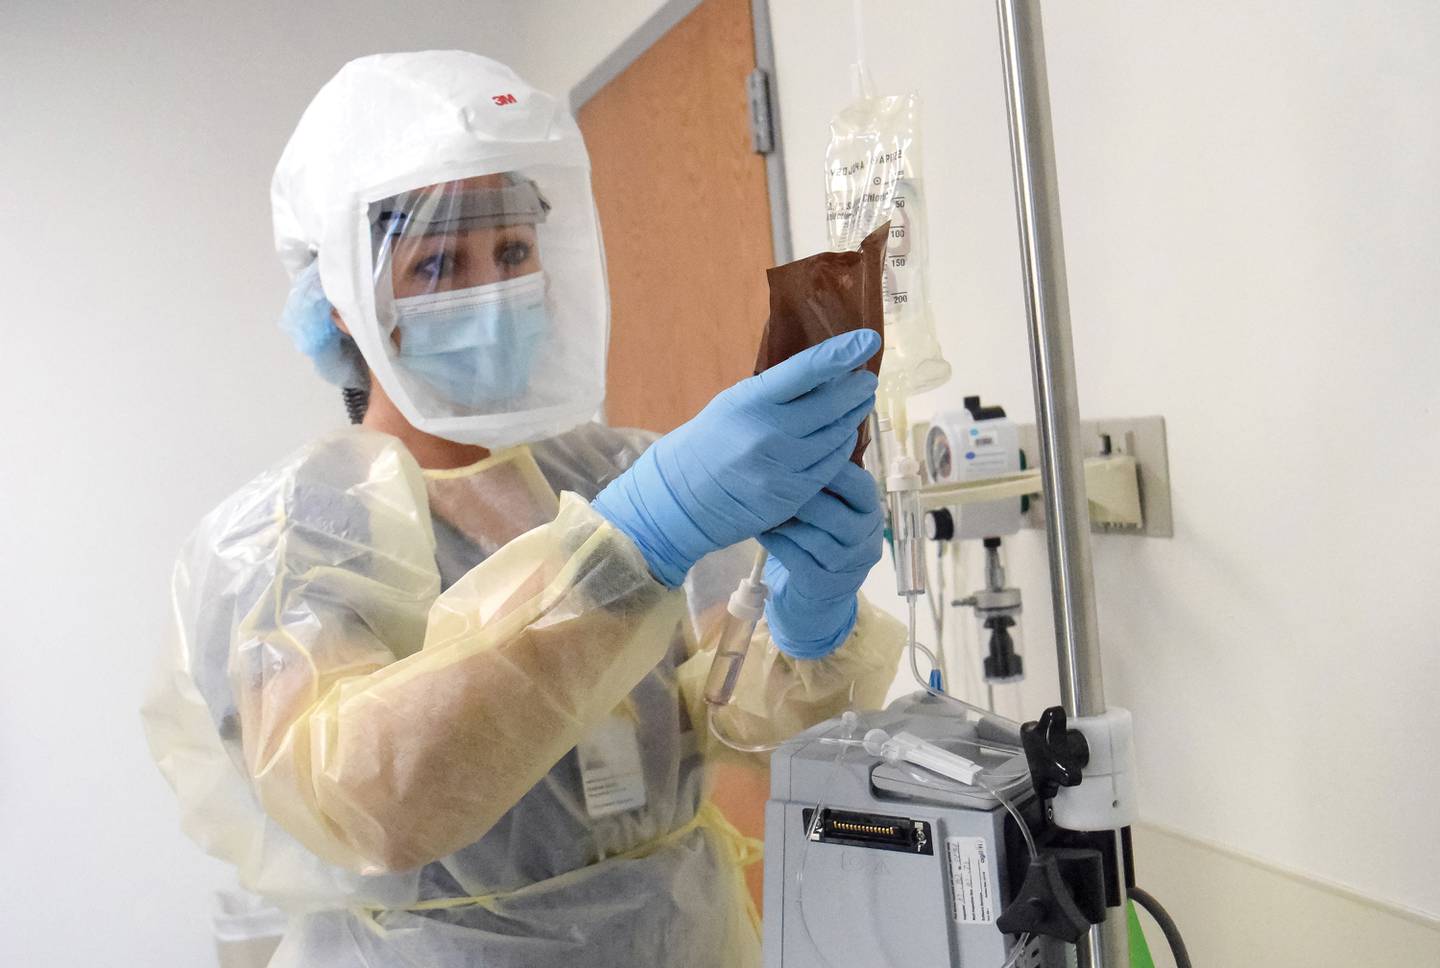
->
(578, 0), (777, 909)
(579, 0), (775, 433)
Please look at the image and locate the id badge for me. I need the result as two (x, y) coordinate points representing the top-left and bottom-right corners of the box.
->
(577, 713), (648, 819)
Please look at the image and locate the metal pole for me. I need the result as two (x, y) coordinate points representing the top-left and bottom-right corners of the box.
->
(994, 1), (1128, 964)
(994, 0), (1104, 720)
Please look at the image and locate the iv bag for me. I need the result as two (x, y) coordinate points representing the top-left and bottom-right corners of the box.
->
(754, 223), (889, 465)
(825, 92), (950, 405)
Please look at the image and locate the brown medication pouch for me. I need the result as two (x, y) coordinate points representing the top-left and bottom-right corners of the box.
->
(752, 223), (888, 465)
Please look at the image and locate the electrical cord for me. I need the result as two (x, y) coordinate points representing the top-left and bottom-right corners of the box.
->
(1129, 886), (1192, 968)
(342, 385), (369, 424)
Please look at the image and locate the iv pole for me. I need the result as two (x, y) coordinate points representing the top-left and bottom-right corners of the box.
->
(995, 1), (1130, 965)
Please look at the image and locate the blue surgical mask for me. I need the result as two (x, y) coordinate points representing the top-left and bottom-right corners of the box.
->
(393, 273), (549, 409)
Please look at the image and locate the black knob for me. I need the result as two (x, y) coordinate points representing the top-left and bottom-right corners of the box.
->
(1020, 706), (1089, 801)
(925, 509), (955, 542)
(983, 616), (1024, 682)
(994, 855), (1093, 943)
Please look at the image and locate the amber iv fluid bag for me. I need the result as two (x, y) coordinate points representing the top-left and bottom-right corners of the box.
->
(703, 227), (890, 713)
(826, 91), (950, 433)
(753, 222), (889, 464)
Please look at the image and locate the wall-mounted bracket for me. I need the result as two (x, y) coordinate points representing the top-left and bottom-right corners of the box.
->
(1018, 416), (1172, 538)
(910, 415), (1172, 538)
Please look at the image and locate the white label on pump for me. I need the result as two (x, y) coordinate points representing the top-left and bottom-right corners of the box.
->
(577, 714), (648, 819)
(946, 836), (996, 924)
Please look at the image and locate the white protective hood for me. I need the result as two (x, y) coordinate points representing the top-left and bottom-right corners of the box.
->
(272, 51), (609, 447)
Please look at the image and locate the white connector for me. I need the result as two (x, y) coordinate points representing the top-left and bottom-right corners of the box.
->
(726, 577), (768, 622)
(864, 728), (982, 785)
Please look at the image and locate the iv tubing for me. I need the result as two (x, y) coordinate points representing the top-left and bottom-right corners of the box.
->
(746, 545), (767, 585)
(708, 707), (782, 755)
(907, 596), (1020, 727)
(926, 542), (948, 681)
(795, 716), (861, 968)
(1001, 935), (1035, 968)
(981, 774), (1038, 860)
(850, 0), (873, 98)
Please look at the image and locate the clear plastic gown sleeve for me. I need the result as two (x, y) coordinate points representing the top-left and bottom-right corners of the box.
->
(149, 429), (683, 875)
(145, 424), (904, 899)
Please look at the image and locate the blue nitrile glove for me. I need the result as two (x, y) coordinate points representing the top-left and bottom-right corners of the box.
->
(759, 460), (885, 659)
(593, 330), (881, 587)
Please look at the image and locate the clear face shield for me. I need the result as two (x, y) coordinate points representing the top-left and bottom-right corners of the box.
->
(348, 161), (608, 447)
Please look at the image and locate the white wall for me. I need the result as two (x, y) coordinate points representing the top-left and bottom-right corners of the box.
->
(772, 0), (1440, 929)
(0, 4), (523, 966)
(6, 1), (1438, 965)
(484, 1), (1440, 958)
(501, 0), (700, 98)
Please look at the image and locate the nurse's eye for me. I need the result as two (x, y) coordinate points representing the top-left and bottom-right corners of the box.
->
(413, 252), (450, 284)
(410, 243), (464, 286)
(497, 240), (533, 269)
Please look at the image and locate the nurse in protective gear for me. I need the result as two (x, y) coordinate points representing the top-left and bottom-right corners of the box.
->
(143, 50), (903, 968)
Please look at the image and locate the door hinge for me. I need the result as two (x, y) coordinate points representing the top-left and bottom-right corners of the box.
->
(747, 68), (776, 155)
